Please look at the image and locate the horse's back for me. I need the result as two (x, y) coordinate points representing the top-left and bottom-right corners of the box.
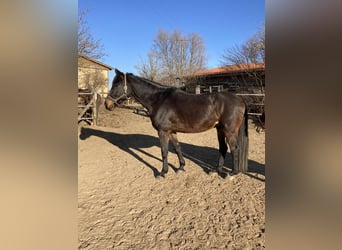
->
(151, 90), (217, 132)
(151, 89), (245, 133)
(164, 90), (245, 117)
(216, 91), (244, 105)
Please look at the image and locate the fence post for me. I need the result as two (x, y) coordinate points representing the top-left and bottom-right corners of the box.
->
(94, 91), (97, 125)
(195, 85), (201, 94)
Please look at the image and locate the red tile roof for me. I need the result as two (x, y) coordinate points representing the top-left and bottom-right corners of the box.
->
(195, 62), (265, 76)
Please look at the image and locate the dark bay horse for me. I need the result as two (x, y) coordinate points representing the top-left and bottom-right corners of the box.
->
(105, 69), (249, 178)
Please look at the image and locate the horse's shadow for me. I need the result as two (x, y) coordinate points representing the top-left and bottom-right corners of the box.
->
(79, 127), (265, 181)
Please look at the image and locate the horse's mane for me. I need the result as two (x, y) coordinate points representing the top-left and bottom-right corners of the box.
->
(128, 73), (175, 90)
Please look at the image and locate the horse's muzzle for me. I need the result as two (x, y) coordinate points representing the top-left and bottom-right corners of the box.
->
(104, 98), (115, 111)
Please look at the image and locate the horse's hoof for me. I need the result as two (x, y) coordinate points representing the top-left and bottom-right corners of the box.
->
(156, 174), (165, 179)
(158, 170), (168, 178)
(226, 174), (235, 181)
(176, 168), (185, 174)
(218, 171), (227, 179)
(209, 171), (218, 176)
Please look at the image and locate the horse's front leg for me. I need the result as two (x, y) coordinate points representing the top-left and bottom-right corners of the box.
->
(169, 132), (185, 172)
(158, 130), (170, 177)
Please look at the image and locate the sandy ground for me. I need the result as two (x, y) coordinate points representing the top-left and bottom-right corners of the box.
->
(78, 106), (265, 249)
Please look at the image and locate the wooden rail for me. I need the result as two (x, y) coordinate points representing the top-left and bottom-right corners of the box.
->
(236, 93), (265, 117)
(78, 91), (98, 125)
(236, 93), (265, 96)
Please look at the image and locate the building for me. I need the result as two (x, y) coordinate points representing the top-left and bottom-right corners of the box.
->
(185, 63), (265, 115)
(185, 62), (265, 94)
(78, 54), (113, 95)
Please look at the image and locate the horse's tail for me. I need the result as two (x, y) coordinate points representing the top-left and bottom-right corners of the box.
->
(236, 105), (249, 173)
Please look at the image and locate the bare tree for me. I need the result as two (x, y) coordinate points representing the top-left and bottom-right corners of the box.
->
(78, 10), (106, 60)
(80, 69), (107, 92)
(220, 26), (265, 65)
(220, 26), (265, 122)
(135, 29), (207, 85)
(135, 52), (161, 81)
(219, 26), (265, 91)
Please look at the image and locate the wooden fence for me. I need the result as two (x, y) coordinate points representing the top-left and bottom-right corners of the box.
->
(78, 90), (100, 125)
(236, 93), (265, 117)
(193, 84), (265, 117)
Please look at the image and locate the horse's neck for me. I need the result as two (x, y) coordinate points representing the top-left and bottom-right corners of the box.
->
(129, 77), (164, 111)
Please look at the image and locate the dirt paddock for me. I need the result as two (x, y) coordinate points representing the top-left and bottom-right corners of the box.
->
(78, 106), (265, 249)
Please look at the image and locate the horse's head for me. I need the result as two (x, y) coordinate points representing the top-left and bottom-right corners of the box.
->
(105, 69), (129, 110)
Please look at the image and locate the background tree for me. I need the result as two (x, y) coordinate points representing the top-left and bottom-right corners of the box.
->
(78, 10), (106, 60)
(220, 26), (265, 92)
(136, 51), (161, 81)
(78, 10), (108, 91)
(135, 29), (207, 85)
(220, 26), (265, 119)
(220, 26), (265, 65)
(79, 66), (107, 92)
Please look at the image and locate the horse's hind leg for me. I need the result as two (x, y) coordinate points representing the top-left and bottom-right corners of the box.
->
(224, 110), (244, 175)
(217, 126), (239, 176)
(169, 132), (185, 171)
(216, 127), (228, 175)
(227, 135), (239, 174)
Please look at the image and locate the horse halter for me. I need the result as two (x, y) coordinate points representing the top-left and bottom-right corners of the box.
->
(107, 73), (128, 106)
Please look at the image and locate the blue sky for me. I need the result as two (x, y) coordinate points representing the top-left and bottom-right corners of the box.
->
(78, 0), (264, 81)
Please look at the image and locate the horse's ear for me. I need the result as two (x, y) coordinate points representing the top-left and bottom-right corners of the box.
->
(115, 68), (123, 76)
